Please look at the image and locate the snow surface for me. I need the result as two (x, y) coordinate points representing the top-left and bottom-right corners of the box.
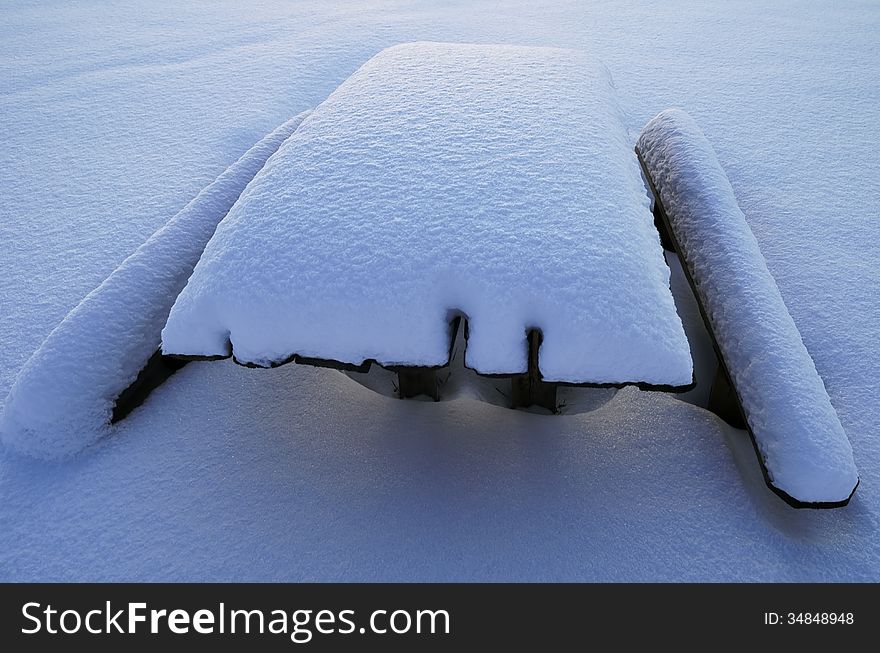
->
(0, 113), (309, 458)
(637, 109), (858, 504)
(2, 1), (879, 581)
(162, 43), (693, 385)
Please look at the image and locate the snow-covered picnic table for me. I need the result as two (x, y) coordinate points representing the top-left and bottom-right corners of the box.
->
(0, 40), (857, 509)
(161, 43), (693, 387)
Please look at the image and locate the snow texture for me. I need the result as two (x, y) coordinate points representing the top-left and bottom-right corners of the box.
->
(2, 1), (879, 582)
(161, 43), (693, 385)
(0, 113), (309, 458)
(637, 109), (859, 504)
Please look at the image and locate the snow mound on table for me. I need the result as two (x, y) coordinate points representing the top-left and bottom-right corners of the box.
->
(637, 108), (858, 504)
(162, 43), (692, 385)
(0, 113), (310, 459)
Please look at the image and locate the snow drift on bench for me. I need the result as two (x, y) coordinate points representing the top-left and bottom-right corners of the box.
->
(636, 108), (858, 506)
(162, 42), (693, 386)
(0, 113), (310, 459)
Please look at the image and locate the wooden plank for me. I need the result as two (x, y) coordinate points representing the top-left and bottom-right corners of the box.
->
(510, 329), (557, 412)
(112, 349), (188, 422)
(397, 368), (440, 401)
(707, 364), (746, 429)
(652, 196), (676, 252)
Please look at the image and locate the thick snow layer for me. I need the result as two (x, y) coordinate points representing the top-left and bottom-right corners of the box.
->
(161, 43), (693, 385)
(0, 113), (309, 458)
(637, 109), (858, 505)
(2, 1), (879, 581)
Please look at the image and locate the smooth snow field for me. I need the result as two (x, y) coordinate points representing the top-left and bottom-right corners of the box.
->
(1, 1), (879, 581)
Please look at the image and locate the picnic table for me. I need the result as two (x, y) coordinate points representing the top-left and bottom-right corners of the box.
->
(161, 43), (694, 408)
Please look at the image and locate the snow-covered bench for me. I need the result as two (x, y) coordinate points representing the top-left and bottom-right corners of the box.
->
(637, 109), (858, 508)
(0, 114), (310, 457)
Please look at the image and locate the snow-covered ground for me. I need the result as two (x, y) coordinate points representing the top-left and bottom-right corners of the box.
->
(1, 1), (878, 580)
